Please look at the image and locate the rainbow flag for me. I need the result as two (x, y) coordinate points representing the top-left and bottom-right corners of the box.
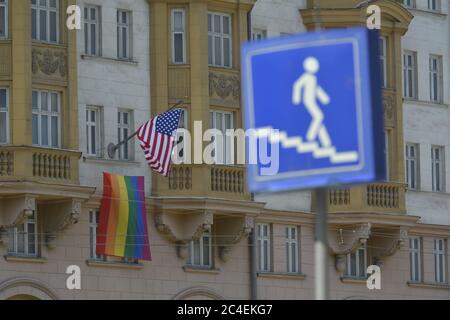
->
(96, 173), (151, 261)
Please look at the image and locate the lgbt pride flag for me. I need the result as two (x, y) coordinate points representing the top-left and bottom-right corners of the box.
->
(96, 173), (151, 261)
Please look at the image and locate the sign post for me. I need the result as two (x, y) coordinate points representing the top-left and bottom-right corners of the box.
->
(315, 188), (329, 300)
(241, 27), (385, 300)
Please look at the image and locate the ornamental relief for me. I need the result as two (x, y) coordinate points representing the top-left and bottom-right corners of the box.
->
(209, 72), (240, 103)
(32, 48), (67, 78)
(382, 92), (395, 122)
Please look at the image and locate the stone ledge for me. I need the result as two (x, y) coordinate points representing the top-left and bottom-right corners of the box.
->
(408, 7), (448, 17)
(182, 266), (221, 274)
(4, 255), (47, 264)
(407, 281), (450, 290)
(85, 259), (144, 270)
(403, 98), (449, 109)
(257, 272), (306, 280)
(80, 54), (139, 65)
(340, 276), (367, 284)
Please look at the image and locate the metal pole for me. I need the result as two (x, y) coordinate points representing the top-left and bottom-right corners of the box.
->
(249, 227), (257, 300)
(107, 100), (184, 159)
(315, 188), (329, 300)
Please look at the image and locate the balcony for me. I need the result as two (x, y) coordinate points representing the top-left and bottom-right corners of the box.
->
(327, 182), (406, 214)
(0, 145), (80, 185)
(156, 164), (248, 201)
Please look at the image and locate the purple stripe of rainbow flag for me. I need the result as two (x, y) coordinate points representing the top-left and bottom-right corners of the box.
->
(97, 172), (151, 261)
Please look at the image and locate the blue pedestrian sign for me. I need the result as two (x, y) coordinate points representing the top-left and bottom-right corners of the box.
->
(242, 27), (386, 193)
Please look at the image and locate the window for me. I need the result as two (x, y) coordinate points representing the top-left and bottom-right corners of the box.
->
(405, 143), (420, 189)
(84, 5), (100, 56)
(345, 244), (367, 278)
(0, 0), (7, 38)
(0, 88), (8, 144)
(89, 210), (104, 260)
(174, 109), (188, 160)
(403, 51), (417, 99)
(117, 10), (131, 59)
(8, 211), (38, 256)
(434, 239), (446, 283)
(86, 106), (101, 157)
(89, 210), (138, 263)
(171, 9), (186, 64)
(117, 110), (133, 160)
(31, 0), (59, 43)
(379, 37), (387, 88)
(409, 237), (422, 282)
(428, 0), (441, 11)
(210, 110), (234, 165)
(252, 28), (267, 41)
(187, 231), (212, 267)
(384, 131), (390, 180)
(257, 223), (270, 272)
(403, 0), (416, 8)
(208, 12), (232, 68)
(429, 55), (443, 103)
(286, 226), (299, 273)
(431, 146), (445, 192)
(32, 90), (61, 148)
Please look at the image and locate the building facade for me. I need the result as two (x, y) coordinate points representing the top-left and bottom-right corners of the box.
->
(0, 0), (448, 300)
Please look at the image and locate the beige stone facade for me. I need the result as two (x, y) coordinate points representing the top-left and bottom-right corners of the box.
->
(0, 0), (449, 300)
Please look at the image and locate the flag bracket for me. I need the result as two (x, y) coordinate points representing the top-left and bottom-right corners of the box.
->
(107, 100), (184, 159)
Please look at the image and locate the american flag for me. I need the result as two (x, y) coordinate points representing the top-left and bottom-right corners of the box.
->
(137, 109), (183, 176)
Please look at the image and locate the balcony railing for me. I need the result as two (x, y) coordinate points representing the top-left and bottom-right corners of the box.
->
(0, 146), (80, 185)
(210, 165), (245, 194)
(327, 182), (406, 214)
(0, 150), (14, 177)
(161, 164), (248, 200)
(169, 165), (192, 191)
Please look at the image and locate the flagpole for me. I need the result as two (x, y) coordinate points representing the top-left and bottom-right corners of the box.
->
(106, 100), (184, 159)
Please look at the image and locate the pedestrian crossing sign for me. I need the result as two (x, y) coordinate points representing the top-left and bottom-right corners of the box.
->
(242, 27), (386, 193)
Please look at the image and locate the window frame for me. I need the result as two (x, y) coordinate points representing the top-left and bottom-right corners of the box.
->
(32, 90), (61, 148)
(252, 28), (267, 41)
(0, 0), (8, 39)
(8, 211), (38, 257)
(428, 0), (441, 12)
(434, 239), (446, 284)
(83, 5), (101, 56)
(0, 87), (9, 144)
(117, 109), (133, 161)
(345, 244), (367, 279)
(117, 9), (132, 60)
(431, 145), (445, 192)
(187, 231), (212, 268)
(86, 106), (102, 157)
(384, 130), (390, 181)
(403, 51), (418, 99)
(379, 36), (387, 88)
(31, 0), (59, 44)
(89, 209), (105, 260)
(405, 143), (420, 190)
(257, 223), (271, 272)
(171, 8), (186, 64)
(429, 55), (443, 103)
(286, 226), (299, 274)
(403, 0), (416, 8)
(210, 110), (234, 165)
(409, 237), (422, 282)
(208, 11), (232, 68)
